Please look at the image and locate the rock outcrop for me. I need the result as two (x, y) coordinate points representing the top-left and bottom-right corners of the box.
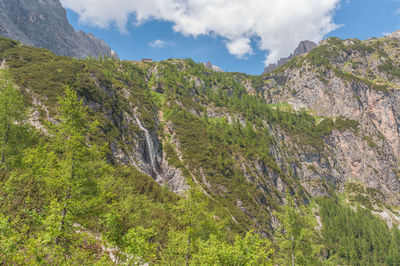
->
(262, 36), (400, 205)
(0, 0), (115, 58)
(204, 61), (224, 72)
(263, 40), (316, 74)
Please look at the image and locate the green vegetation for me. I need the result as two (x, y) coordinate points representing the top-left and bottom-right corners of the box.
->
(0, 84), (273, 264)
(0, 36), (399, 264)
(306, 44), (336, 67)
(318, 197), (400, 265)
(344, 181), (384, 210)
(333, 68), (390, 93)
(378, 57), (400, 78)
(274, 194), (321, 265)
(0, 74), (26, 171)
(303, 36), (394, 93)
(363, 135), (379, 150)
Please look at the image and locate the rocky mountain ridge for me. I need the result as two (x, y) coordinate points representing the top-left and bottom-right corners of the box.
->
(263, 40), (316, 74)
(0, 0), (115, 58)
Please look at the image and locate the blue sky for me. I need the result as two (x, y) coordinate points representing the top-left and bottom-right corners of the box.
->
(65, 0), (400, 75)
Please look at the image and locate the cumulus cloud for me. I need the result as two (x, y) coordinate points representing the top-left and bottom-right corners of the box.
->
(226, 38), (253, 59)
(148, 39), (175, 48)
(61, 0), (340, 64)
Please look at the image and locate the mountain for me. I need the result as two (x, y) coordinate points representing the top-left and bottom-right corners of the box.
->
(2, 32), (400, 216)
(265, 35), (400, 204)
(0, 0), (115, 58)
(1, 32), (400, 263)
(263, 40), (316, 74)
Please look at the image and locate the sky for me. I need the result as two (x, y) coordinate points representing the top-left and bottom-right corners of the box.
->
(62, 0), (400, 75)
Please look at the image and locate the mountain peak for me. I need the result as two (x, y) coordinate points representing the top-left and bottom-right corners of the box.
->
(293, 40), (317, 56)
(0, 0), (115, 59)
(263, 40), (316, 74)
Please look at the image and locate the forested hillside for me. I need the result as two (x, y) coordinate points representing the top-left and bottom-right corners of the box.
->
(0, 36), (400, 264)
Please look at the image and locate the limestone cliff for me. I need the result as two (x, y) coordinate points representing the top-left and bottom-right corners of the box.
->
(262, 35), (400, 205)
(0, 0), (115, 58)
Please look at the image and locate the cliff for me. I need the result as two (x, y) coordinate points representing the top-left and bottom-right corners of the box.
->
(0, 0), (115, 58)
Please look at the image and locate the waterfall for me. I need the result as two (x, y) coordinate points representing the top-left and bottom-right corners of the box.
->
(134, 114), (161, 178)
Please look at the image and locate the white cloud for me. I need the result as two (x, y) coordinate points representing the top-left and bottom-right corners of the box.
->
(61, 0), (340, 65)
(148, 39), (175, 48)
(226, 38), (253, 59)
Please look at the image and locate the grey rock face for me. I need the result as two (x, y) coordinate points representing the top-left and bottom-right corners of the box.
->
(0, 0), (114, 58)
(204, 61), (223, 72)
(385, 30), (400, 40)
(262, 35), (400, 205)
(292, 40), (317, 56)
(263, 40), (316, 74)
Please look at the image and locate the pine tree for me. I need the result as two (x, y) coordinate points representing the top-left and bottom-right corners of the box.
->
(386, 228), (400, 265)
(192, 230), (274, 265)
(40, 86), (111, 243)
(275, 193), (321, 266)
(160, 187), (225, 264)
(0, 80), (25, 169)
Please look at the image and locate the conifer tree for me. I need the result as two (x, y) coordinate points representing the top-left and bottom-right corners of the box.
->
(275, 193), (321, 266)
(0, 80), (25, 168)
(192, 230), (274, 265)
(41, 86), (110, 243)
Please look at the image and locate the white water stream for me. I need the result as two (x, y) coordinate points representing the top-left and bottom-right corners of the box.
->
(134, 114), (161, 178)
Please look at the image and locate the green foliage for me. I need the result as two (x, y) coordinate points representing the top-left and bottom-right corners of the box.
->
(363, 135), (379, 150)
(150, 90), (166, 108)
(0, 190), (112, 264)
(275, 194), (321, 265)
(192, 231), (274, 265)
(378, 57), (400, 78)
(270, 56), (302, 74)
(344, 182), (384, 210)
(349, 40), (375, 55)
(157, 188), (274, 265)
(0, 36), (398, 264)
(333, 68), (390, 93)
(326, 37), (345, 48)
(165, 106), (276, 230)
(42, 87), (111, 231)
(306, 45), (335, 67)
(0, 214), (24, 264)
(201, 76), (358, 149)
(121, 226), (157, 264)
(306, 37), (375, 69)
(317, 196), (400, 265)
(334, 117), (359, 133)
(0, 76), (26, 170)
(0, 87), (113, 263)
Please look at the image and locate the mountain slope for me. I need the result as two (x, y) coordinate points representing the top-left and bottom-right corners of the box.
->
(264, 35), (400, 205)
(1, 34), (400, 263)
(1, 32), (400, 229)
(0, 0), (114, 58)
